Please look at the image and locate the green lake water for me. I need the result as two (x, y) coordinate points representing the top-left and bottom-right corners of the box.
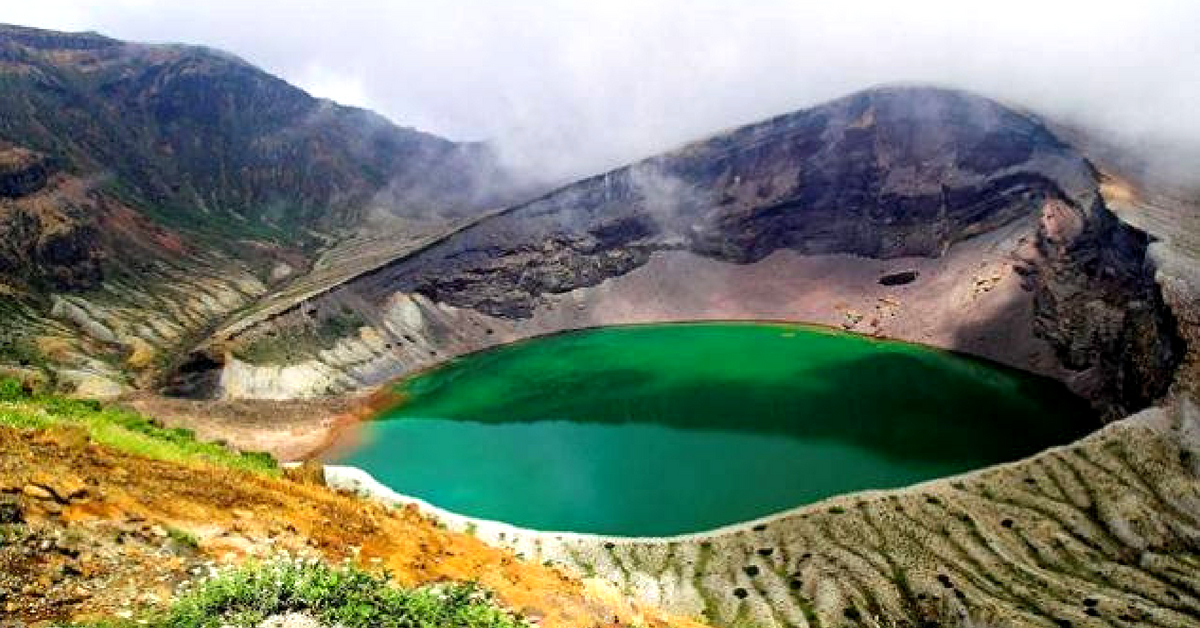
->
(332, 323), (1095, 536)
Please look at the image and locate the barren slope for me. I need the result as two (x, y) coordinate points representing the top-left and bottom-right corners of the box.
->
(0, 423), (700, 628)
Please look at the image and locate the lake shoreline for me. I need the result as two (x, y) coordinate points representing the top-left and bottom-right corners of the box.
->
(331, 322), (1096, 535)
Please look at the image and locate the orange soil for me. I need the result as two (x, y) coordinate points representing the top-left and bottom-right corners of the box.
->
(0, 425), (703, 628)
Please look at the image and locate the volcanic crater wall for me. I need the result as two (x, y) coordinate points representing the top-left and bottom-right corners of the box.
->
(360, 87), (1097, 317)
(197, 87), (1185, 417)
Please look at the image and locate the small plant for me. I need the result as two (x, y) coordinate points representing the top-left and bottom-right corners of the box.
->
(145, 557), (528, 628)
(0, 377), (27, 401)
(166, 527), (200, 550)
(0, 523), (27, 547)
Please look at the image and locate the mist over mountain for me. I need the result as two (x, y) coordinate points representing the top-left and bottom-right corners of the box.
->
(10, 0), (1200, 185)
(0, 9), (1198, 628)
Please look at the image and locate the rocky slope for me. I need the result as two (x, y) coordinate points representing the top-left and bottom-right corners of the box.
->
(0, 24), (518, 246)
(0, 24), (536, 396)
(201, 87), (1185, 419)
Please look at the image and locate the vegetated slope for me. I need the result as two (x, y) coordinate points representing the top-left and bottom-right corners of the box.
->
(204, 86), (1184, 419)
(0, 382), (695, 628)
(0, 24), (532, 395)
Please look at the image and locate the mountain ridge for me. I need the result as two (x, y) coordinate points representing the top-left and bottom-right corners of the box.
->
(0, 23), (538, 393)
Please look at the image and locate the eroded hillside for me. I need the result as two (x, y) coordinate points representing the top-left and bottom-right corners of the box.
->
(0, 23), (536, 398)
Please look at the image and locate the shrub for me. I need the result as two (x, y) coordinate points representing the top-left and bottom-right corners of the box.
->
(0, 377), (27, 401)
(166, 527), (200, 550)
(155, 558), (527, 628)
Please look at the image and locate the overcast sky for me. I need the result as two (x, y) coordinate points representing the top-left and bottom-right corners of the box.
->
(8, 0), (1200, 180)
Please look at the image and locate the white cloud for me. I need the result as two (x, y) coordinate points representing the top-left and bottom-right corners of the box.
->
(6, 0), (1200, 181)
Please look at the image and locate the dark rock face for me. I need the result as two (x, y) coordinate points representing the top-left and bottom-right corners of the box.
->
(0, 146), (107, 288)
(0, 149), (51, 198)
(364, 87), (1095, 318)
(1023, 197), (1182, 417)
(0, 201), (104, 291)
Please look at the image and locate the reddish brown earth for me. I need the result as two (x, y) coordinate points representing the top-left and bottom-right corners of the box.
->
(0, 425), (704, 628)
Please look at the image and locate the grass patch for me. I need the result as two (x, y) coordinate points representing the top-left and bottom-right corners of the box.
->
(166, 527), (200, 550)
(91, 558), (528, 628)
(0, 378), (277, 475)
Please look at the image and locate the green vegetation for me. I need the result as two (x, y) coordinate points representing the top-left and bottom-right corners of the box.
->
(0, 377), (26, 401)
(166, 526), (201, 550)
(232, 308), (366, 365)
(86, 558), (528, 628)
(0, 377), (277, 474)
(0, 522), (26, 547)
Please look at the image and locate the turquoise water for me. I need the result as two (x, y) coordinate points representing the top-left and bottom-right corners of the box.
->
(332, 323), (1095, 535)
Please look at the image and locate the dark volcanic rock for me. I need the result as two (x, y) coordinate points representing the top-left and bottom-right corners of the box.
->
(879, 270), (919, 286)
(362, 87), (1095, 318)
(0, 148), (51, 198)
(1023, 197), (1182, 417)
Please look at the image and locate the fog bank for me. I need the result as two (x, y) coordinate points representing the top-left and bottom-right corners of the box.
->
(9, 0), (1200, 183)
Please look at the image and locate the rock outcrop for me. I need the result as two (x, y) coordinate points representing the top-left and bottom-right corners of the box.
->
(1022, 195), (1183, 417)
(0, 147), (51, 198)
